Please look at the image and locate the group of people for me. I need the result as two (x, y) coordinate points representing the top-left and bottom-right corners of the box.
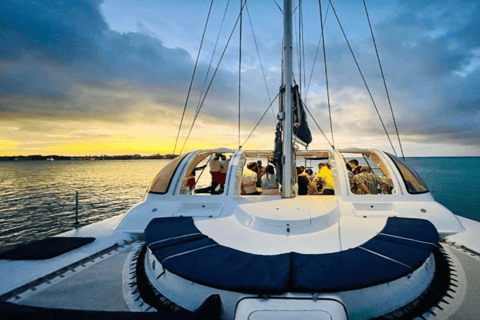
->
(194, 153), (230, 194)
(297, 163), (335, 196)
(241, 160), (279, 195)
(201, 155), (390, 196)
(347, 159), (390, 194)
(241, 160), (336, 196)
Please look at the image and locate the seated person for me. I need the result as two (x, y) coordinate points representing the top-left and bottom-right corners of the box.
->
(261, 165), (279, 195)
(354, 166), (379, 194)
(298, 175), (320, 195)
(241, 162), (260, 195)
(316, 162), (334, 190)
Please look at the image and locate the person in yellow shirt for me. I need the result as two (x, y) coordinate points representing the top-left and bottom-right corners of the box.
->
(315, 163), (334, 191)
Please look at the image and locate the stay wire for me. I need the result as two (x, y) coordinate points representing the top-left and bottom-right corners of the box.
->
(180, 0), (249, 154)
(242, 93), (280, 148)
(327, 0), (397, 156)
(306, 3), (330, 101)
(273, 0), (283, 14)
(172, 0), (215, 155)
(363, 0), (405, 160)
(319, 0), (335, 148)
(194, 0), (231, 122)
(239, 0), (243, 149)
(245, 4), (276, 121)
(302, 100), (334, 149)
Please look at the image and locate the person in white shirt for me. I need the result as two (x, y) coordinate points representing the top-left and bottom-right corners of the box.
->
(241, 162), (260, 195)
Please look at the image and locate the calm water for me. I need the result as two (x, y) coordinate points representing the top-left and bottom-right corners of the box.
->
(0, 157), (478, 248)
(0, 160), (169, 249)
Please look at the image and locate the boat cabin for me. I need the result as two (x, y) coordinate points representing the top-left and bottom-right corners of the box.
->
(147, 148), (429, 198)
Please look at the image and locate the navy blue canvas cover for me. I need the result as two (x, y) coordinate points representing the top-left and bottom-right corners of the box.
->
(144, 216), (439, 294)
(0, 237), (95, 260)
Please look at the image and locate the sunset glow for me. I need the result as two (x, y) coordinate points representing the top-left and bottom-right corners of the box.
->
(1, 0), (479, 157)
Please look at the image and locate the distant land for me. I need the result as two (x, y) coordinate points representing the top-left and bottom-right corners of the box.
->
(0, 154), (178, 161)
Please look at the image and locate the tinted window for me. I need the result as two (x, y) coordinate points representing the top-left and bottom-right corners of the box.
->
(149, 154), (188, 194)
(387, 153), (429, 194)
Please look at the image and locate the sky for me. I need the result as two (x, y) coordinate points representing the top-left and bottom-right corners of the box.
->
(1, 0), (479, 157)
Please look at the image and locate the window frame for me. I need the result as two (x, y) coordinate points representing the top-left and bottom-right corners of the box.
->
(149, 154), (189, 194)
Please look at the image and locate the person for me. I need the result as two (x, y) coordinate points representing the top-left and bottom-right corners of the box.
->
(256, 160), (266, 187)
(218, 155), (229, 193)
(353, 166), (379, 194)
(346, 163), (357, 193)
(348, 159), (361, 175)
(305, 168), (314, 179)
(297, 175), (310, 195)
(209, 153), (223, 194)
(316, 162), (334, 192)
(186, 165), (206, 192)
(261, 165), (279, 195)
(241, 162), (260, 195)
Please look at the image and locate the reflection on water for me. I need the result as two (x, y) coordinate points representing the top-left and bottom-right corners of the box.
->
(0, 160), (168, 248)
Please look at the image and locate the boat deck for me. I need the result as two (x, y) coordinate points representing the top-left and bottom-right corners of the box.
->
(1, 241), (479, 319)
(8, 247), (132, 311)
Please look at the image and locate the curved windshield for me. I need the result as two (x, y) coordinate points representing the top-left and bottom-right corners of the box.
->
(341, 151), (395, 195)
(387, 153), (429, 194)
(149, 154), (188, 194)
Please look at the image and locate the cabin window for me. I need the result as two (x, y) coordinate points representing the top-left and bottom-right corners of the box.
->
(342, 152), (395, 195)
(149, 154), (188, 194)
(179, 151), (233, 195)
(296, 153), (334, 195)
(240, 151), (334, 196)
(387, 153), (429, 194)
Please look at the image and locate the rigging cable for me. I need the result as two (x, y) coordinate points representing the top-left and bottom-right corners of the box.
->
(193, 0), (231, 126)
(242, 93), (280, 147)
(363, 0), (405, 160)
(305, 3), (330, 101)
(172, 0), (215, 155)
(273, 0), (283, 14)
(300, 0), (307, 97)
(302, 100), (334, 149)
(327, 0), (397, 156)
(180, 0), (249, 154)
(239, 0), (243, 149)
(245, 4), (276, 121)
(319, 0), (335, 148)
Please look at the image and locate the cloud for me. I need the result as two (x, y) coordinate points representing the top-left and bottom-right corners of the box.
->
(0, 0), (479, 156)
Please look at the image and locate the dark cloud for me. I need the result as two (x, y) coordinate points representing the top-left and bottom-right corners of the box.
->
(1, 0), (106, 62)
(0, 0), (479, 154)
(299, 0), (480, 150)
(0, 0), (227, 113)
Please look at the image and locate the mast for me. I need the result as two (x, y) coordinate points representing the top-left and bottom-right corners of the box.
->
(282, 0), (294, 198)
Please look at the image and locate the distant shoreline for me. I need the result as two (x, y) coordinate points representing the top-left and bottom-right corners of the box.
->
(1, 155), (479, 162)
(0, 154), (178, 161)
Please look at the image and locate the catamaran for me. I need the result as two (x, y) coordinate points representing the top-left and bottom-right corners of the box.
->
(1, 1), (479, 319)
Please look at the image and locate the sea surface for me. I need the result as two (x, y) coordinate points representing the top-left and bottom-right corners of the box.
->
(0, 157), (478, 249)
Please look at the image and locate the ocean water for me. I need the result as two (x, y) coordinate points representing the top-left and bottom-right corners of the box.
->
(0, 160), (170, 249)
(406, 157), (480, 222)
(0, 157), (478, 249)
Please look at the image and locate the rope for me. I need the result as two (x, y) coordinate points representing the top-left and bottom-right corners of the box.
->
(363, 0), (405, 160)
(172, 0), (215, 155)
(319, 0), (335, 148)
(327, 0), (397, 156)
(242, 93), (280, 148)
(180, 0), (249, 154)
